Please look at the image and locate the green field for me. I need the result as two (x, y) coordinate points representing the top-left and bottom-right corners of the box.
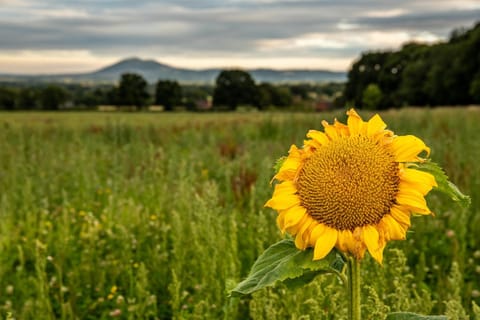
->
(0, 108), (479, 319)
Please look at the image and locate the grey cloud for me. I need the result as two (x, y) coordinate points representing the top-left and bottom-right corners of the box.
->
(0, 0), (478, 67)
(354, 9), (480, 35)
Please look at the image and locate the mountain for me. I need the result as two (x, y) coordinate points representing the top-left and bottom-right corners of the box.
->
(0, 57), (346, 84)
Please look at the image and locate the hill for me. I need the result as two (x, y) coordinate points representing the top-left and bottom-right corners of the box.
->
(0, 57), (346, 84)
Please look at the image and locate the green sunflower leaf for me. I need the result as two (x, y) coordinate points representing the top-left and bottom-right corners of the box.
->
(386, 312), (447, 320)
(273, 156), (286, 174)
(229, 239), (339, 297)
(416, 161), (470, 208)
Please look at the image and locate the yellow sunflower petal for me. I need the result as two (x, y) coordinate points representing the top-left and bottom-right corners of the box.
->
(276, 210), (286, 232)
(396, 189), (432, 215)
(271, 181), (296, 197)
(304, 139), (321, 150)
(367, 114), (387, 137)
(274, 145), (303, 181)
(296, 220), (315, 248)
(391, 135), (430, 162)
(334, 119), (350, 136)
(278, 156), (301, 173)
(352, 228), (367, 260)
(381, 214), (407, 240)
(322, 120), (339, 140)
(308, 223), (326, 246)
(400, 168), (437, 195)
(307, 130), (330, 146)
(389, 205), (411, 227)
(313, 226), (338, 260)
(274, 169), (296, 182)
(286, 213), (309, 235)
(295, 232), (307, 250)
(362, 226), (383, 263)
(336, 230), (355, 253)
(347, 108), (365, 135)
(283, 206), (307, 230)
(264, 193), (300, 210)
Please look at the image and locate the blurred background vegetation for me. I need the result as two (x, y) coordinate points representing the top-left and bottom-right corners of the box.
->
(0, 109), (479, 319)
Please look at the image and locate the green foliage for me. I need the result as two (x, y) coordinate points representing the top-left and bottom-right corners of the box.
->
(17, 87), (39, 109)
(116, 73), (150, 108)
(255, 83), (293, 109)
(416, 161), (470, 208)
(345, 22), (480, 108)
(362, 83), (383, 110)
(155, 80), (182, 111)
(39, 85), (68, 110)
(469, 74), (480, 103)
(473, 301), (480, 318)
(386, 313), (447, 320)
(230, 239), (344, 297)
(0, 87), (17, 110)
(213, 69), (257, 110)
(0, 108), (478, 318)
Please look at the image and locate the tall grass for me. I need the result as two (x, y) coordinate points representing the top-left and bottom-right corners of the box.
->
(0, 108), (479, 319)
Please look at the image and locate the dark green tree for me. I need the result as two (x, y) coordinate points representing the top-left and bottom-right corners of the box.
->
(39, 85), (68, 110)
(344, 51), (390, 108)
(0, 87), (17, 110)
(470, 73), (480, 103)
(17, 87), (39, 110)
(213, 69), (257, 110)
(344, 22), (480, 108)
(362, 84), (382, 110)
(117, 73), (149, 109)
(255, 83), (273, 110)
(270, 86), (292, 108)
(155, 80), (182, 111)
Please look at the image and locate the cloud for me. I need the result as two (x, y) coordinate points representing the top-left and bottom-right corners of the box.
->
(0, 0), (478, 72)
(0, 50), (117, 74)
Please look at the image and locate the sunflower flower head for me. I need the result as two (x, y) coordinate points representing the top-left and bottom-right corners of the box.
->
(265, 109), (437, 264)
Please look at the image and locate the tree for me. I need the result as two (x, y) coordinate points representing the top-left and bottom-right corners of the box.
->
(116, 73), (149, 109)
(470, 73), (480, 103)
(39, 85), (68, 110)
(255, 83), (273, 110)
(270, 86), (292, 108)
(213, 69), (257, 110)
(344, 22), (480, 108)
(0, 87), (17, 110)
(17, 87), (39, 110)
(155, 80), (182, 111)
(362, 84), (382, 110)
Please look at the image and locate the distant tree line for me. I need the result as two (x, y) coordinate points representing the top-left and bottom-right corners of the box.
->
(344, 21), (480, 109)
(0, 72), (343, 111)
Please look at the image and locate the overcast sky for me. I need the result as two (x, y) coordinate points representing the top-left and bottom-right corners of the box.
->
(0, 0), (479, 74)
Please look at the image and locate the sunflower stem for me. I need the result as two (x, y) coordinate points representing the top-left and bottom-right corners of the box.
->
(347, 257), (361, 320)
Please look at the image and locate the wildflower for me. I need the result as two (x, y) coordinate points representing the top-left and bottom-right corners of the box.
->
(107, 285), (118, 300)
(5, 285), (14, 295)
(265, 109), (437, 264)
(109, 309), (122, 317)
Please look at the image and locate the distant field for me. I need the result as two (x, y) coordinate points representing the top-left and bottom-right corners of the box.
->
(0, 107), (479, 319)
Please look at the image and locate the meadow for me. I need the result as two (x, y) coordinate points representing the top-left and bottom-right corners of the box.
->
(0, 108), (479, 319)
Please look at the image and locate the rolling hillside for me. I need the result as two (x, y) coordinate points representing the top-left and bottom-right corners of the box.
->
(0, 57), (346, 84)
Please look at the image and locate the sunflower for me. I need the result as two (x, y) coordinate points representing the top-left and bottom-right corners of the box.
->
(265, 109), (437, 264)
